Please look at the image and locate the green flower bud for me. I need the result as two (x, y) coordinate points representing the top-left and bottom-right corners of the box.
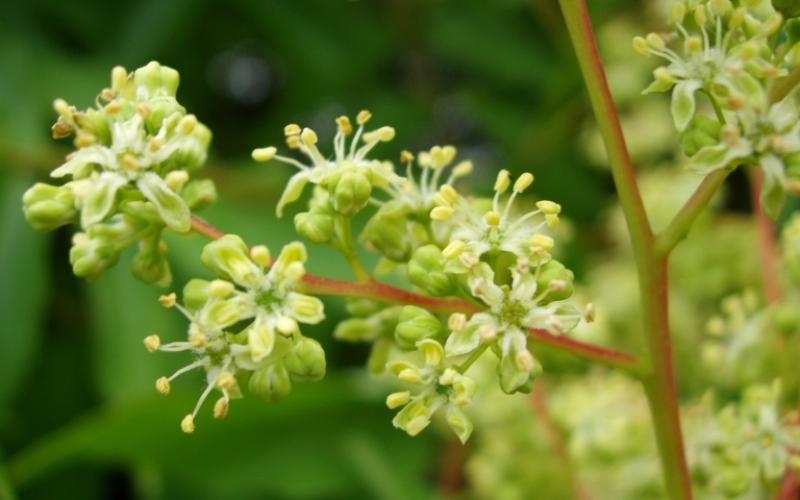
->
(361, 202), (412, 262)
(144, 97), (186, 133)
(131, 234), (172, 286)
(329, 169), (372, 216)
(294, 211), (334, 243)
(394, 306), (442, 350)
(22, 183), (77, 231)
(345, 298), (382, 317)
(133, 61), (180, 98)
(249, 363), (292, 402)
(681, 115), (722, 157)
(181, 179), (217, 210)
(367, 337), (392, 374)
(73, 109), (111, 144)
(69, 234), (121, 280)
(183, 279), (212, 311)
(284, 336), (326, 382)
(201, 234), (262, 287)
(334, 317), (378, 342)
(536, 260), (574, 303)
(407, 245), (453, 296)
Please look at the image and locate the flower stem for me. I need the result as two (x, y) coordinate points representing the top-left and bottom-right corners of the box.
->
(332, 214), (372, 283)
(558, 1), (692, 498)
(190, 215), (642, 373)
(655, 167), (733, 256)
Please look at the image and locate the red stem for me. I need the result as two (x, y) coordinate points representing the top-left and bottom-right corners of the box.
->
(190, 216), (641, 372)
(749, 167), (784, 304)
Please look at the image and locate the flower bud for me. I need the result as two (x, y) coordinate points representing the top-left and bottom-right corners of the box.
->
(182, 279), (211, 310)
(133, 61), (180, 98)
(201, 234), (262, 288)
(334, 317), (378, 342)
(22, 183), (77, 231)
(361, 203), (412, 262)
(330, 170), (372, 216)
(681, 115), (722, 156)
(386, 391), (411, 409)
(69, 233), (121, 280)
(407, 245), (453, 296)
(181, 179), (217, 210)
(536, 260), (574, 303)
(283, 336), (326, 382)
(249, 364), (292, 401)
(395, 306), (442, 350)
(294, 210), (334, 244)
(132, 240), (172, 286)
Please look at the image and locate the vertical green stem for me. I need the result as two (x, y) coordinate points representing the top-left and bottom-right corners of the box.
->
(332, 215), (372, 283)
(557, 1), (693, 498)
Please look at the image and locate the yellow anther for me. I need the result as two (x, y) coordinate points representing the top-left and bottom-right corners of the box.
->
(286, 135), (301, 149)
(438, 368), (458, 386)
(400, 150), (414, 163)
(250, 245), (271, 267)
(75, 132), (96, 148)
(430, 206), (454, 221)
(216, 371), (237, 390)
(252, 146), (277, 162)
(536, 200), (561, 215)
(144, 335), (161, 352)
(156, 376), (171, 395)
(159, 293), (177, 308)
(439, 184), (459, 204)
(442, 240), (465, 259)
(386, 391), (410, 409)
(653, 67), (674, 84)
(189, 331), (208, 348)
(398, 368), (423, 384)
(284, 123), (301, 136)
(694, 5), (707, 26)
(494, 170), (511, 193)
(513, 172), (534, 193)
(646, 33), (666, 52)
(165, 170), (189, 191)
(111, 65), (128, 91)
(448, 313), (467, 331)
(103, 100), (122, 115)
(213, 398), (229, 419)
(53, 98), (71, 118)
(136, 104), (151, 119)
(300, 127), (318, 146)
(545, 213), (560, 227)
(484, 211), (501, 226)
(336, 115), (353, 135)
(148, 137), (163, 153)
(452, 160), (473, 178)
(122, 154), (139, 171)
(686, 36), (703, 53)
(515, 350), (536, 372)
(181, 414), (195, 434)
(710, 0), (731, 16)
(530, 234), (555, 253)
(584, 303), (596, 323)
(633, 36), (650, 56)
(356, 110), (372, 125)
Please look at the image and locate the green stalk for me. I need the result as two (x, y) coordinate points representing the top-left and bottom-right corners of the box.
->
(557, 1), (693, 498)
(332, 214), (372, 283)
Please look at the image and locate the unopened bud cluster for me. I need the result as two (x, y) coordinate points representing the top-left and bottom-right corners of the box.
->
(22, 61), (215, 283)
(636, 0), (800, 218)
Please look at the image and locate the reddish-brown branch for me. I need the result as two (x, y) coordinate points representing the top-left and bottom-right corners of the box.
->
(749, 168), (784, 304)
(190, 216), (642, 372)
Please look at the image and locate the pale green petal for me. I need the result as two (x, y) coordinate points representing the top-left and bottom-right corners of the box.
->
(276, 172), (310, 217)
(445, 405), (474, 444)
(137, 172), (191, 232)
(52, 146), (116, 178)
(80, 172), (128, 228)
(444, 325), (481, 357)
(671, 80), (702, 132)
(688, 141), (752, 174)
(285, 292), (325, 324)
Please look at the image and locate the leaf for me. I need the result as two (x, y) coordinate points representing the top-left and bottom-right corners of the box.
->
(670, 80), (702, 132)
(8, 375), (437, 500)
(759, 154), (787, 220)
(0, 174), (49, 412)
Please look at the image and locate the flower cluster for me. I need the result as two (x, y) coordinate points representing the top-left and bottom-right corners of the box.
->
(252, 111), (400, 217)
(685, 383), (800, 498)
(636, 0), (800, 217)
(144, 235), (326, 433)
(22, 61), (215, 283)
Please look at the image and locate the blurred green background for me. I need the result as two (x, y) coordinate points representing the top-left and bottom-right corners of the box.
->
(0, 0), (654, 498)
